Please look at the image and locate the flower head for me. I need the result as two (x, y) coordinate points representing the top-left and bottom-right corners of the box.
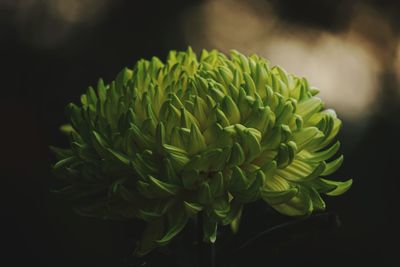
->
(52, 48), (352, 255)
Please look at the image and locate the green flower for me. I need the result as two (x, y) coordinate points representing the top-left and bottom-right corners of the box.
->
(51, 48), (352, 255)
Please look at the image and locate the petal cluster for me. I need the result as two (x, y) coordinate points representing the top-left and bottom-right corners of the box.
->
(52, 48), (352, 255)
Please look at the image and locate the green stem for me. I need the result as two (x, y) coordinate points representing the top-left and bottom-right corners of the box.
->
(196, 214), (216, 267)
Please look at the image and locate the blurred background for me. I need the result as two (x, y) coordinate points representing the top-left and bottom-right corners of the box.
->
(1, 0), (400, 266)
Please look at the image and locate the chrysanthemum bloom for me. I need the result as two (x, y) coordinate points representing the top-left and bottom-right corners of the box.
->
(52, 48), (352, 255)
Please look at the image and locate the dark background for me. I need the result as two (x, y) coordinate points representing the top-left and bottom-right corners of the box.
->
(1, 0), (399, 266)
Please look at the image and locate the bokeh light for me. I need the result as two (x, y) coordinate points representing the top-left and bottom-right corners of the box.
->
(4, 0), (114, 47)
(183, 0), (398, 121)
